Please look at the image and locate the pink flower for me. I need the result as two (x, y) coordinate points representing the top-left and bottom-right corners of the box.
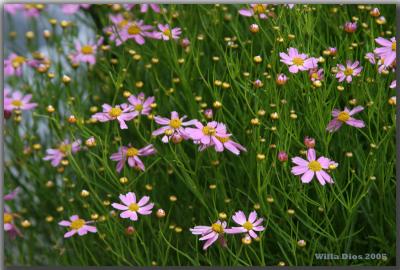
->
(278, 151), (288, 162)
(4, 188), (22, 239)
(309, 68), (324, 82)
(203, 108), (213, 119)
(117, 20), (153, 46)
(104, 14), (129, 43)
(276, 73), (288, 85)
(4, 90), (37, 112)
(390, 80), (396, 89)
(152, 111), (197, 143)
(154, 24), (182, 40)
(43, 139), (81, 167)
(225, 211), (265, 239)
(190, 220), (227, 250)
(326, 106), (365, 132)
(328, 47), (337, 56)
(110, 144), (156, 173)
(304, 136), (316, 148)
(4, 53), (26, 77)
(374, 37), (396, 68)
(181, 38), (191, 48)
(344, 21), (357, 33)
(92, 103), (138, 129)
(336, 61), (362, 83)
(198, 133), (247, 155)
(365, 52), (377, 64)
(61, 4), (90, 14)
(124, 4), (160, 13)
(185, 121), (230, 151)
(111, 192), (154, 221)
(59, 215), (97, 238)
(127, 93), (155, 116)
(71, 37), (103, 65)
(4, 187), (20, 201)
(239, 4), (270, 19)
(279, 48), (317, 73)
(291, 148), (336, 185)
(4, 4), (23, 14)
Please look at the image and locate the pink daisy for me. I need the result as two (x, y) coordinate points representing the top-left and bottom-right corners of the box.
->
(110, 144), (156, 173)
(4, 53), (26, 77)
(225, 211), (265, 239)
(309, 68), (324, 82)
(152, 111), (197, 143)
(61, 4), (90, 14)
(336, 61), (362, 83)
(123, 4), (160, 13)
(291, 148), (336, 185)
(43, 139), (81, 167)
(4, 188), (22, 239)
(374, 37), (396, 68)
(190, 220), (227, 250)
(127, 92), (155, 116)
(59, 215), (97, 238)
(71, 37), (103, 65)
(117, 20), (153, 46)
(111, 192), (154, 221)
(279, 48), (317, 73)
(4, 4), (23, 14)
(92, 103), (138, 129)
(326, 106), (365, 132)
(4, 90), (37, 112)
(198, 133), (247, 155)
(239, 4), (270, 19)
(185, 121), (229, 150)
(154, 24), (182, 40)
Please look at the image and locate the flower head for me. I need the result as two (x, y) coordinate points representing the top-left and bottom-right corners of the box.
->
(111, 192), (154, 221)
(4, 90), (37, 112)
(336, 61), (362, 83)
(185, 121), (232, 151)
(154, 24), (182, 40)
(276, 73), (288, 85)
(152, 111), (197, 143)
(374, 37), (396, 68)
(309, 68), (324, 82)
(59, 215), (97, 238)
(4, 53), (26, 77)
(110, 144), (156, 173)
(43, 139), (81, 167)
(344, 21), (357, 33)
(71, 37), (103, 65)
(225, 211), (265, 239)
(239, 4), (271, 19)
(279, 48), (317, 73)
(127, 93), (155, 115)
(92, 103), (138, 129)
(4, 188), (22, 239)
(190, 220), (227, 250)
(124, 4), (160, 13)
(326, 106), (365, 132)
(117, 20), (153, 46)
(61, 4), (90, 14)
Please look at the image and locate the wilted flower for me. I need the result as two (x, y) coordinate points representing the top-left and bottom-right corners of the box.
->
(190, 220), (227, 250)
(92, 103), (138, 129)
(327, 106), (365, 132)
(110, 144), (156, 173)
(111, 192), (154, 221)
(225, 211), (265, 239)
(58, 215), (97, 238)
(43, 139), (81, 167)
(279, 48), (317, 73)
(336, 61), (362, 83)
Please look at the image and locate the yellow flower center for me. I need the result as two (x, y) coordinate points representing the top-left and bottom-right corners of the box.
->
(119, 20), (128, 28)
(252, 4), (266, 14)
(109, 107), (122, 117)
(4, 213), (13, 224)
(127, 24), (141, 35)
(392, 41), (396, 51)
(308, 160), (322, 172)
(11, 100), (23, 107)
(135, 104), (143, 111)
(58, 143), (71, 154)
(169, 118), (182, 129)
(311, 73), (319, 79)
(292, 57), (304, 66)
(216, 136), (230, 143)
(81, 45), (93, 55)
(337, 111), (350, 122)
(163, 28), (172, 37)
(12, 56), (25, 68)
(211, 223), (224, 234)
(344, 68), (353, 76)
(202, 126), (216, 136)
(70, 219), (85, 230)
(126, 147), (139, 157)
(128, 203), (139, 212)
(243, 221), (253, 230)
(164, 129), (174, 136)
(24, 4), (34, 10)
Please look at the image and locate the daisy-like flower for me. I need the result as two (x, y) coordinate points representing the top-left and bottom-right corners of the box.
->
(239, 4), (271, 19)
(21, 4), (42, 17)
(110, 144), (156, 173)
(111, 192), (154, 221)
(43, 139), (81, 167)
(92, 103), (138, 129)
(154, 24), (182, 40)
(374, 37), (396, 68)
(124, 4), (161, 13)
(291, 148), (336, 185)
(104, 14), (129, 43)
(185, 121), (229, 150)
(190, 220), (227, 250)
(365, 52), (377, 64)
(198, 133), (247, 155)
(58, 215), (97, 238)
(71, 37), (103, 65)
(4, 90), (37, 112)
(4, 188), (22, 239)
(390, 80), (396, 89)
(279, 48), (317, 73)
(117, 20), (153, 46)
(336, 61), (362, 83)
(127, 92), (155, 116)
(4, 53), (26, 77)
(309, 68), (324, 82)
(152, 111), (197, 143)
(225, 211), (265, 239)
(61, 4), (90, 14)
(326, 106), (365, 132)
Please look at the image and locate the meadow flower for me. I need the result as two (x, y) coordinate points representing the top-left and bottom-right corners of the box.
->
(4, 187), (20, 201)
(4, 53), (26, 77)
(291, 148), (335, 185)
(239, 4), (270, 19)
(326, 106), (365, 132)
(185, 121), (230, 151)
(199, 133), (247, 155)
(390, 80), (396, 89)
(344, 21), (357, 33)
(365, 52), (377, 64)
(180, 38), (191, 48)
(43, 139), (81, 167)
(22, 4), (42, 17)
(4, 90), (37, 112)
(225, 211), (265, 239)
(276, 73), (288, 85)
(110, 144), (156, 173)
(92, 103), (138, 129)
(61, 4), (90, 14)
(309, 68), (324, 82)
(336, 61), (362, 83)
(374, 37), (396, 68)
(111, 192), (154, 221)
(4, 4), (24, 14)
(154, 24), (182, 40)
(278, 151), (288, 162)
(152, 111), (197, 143)
(304, 136), (316, 148)
(279, 48), (317, 73)
(124, 4), (160, 13)
(4, 188), (22, 239)
(117, 20), (153, 45)
(190, 220), (227, 250)
(71, 37), (103, 65)
(203, 109), (213, 119)
(127, 93), (155, 115)
(58, 215), (97, 238)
